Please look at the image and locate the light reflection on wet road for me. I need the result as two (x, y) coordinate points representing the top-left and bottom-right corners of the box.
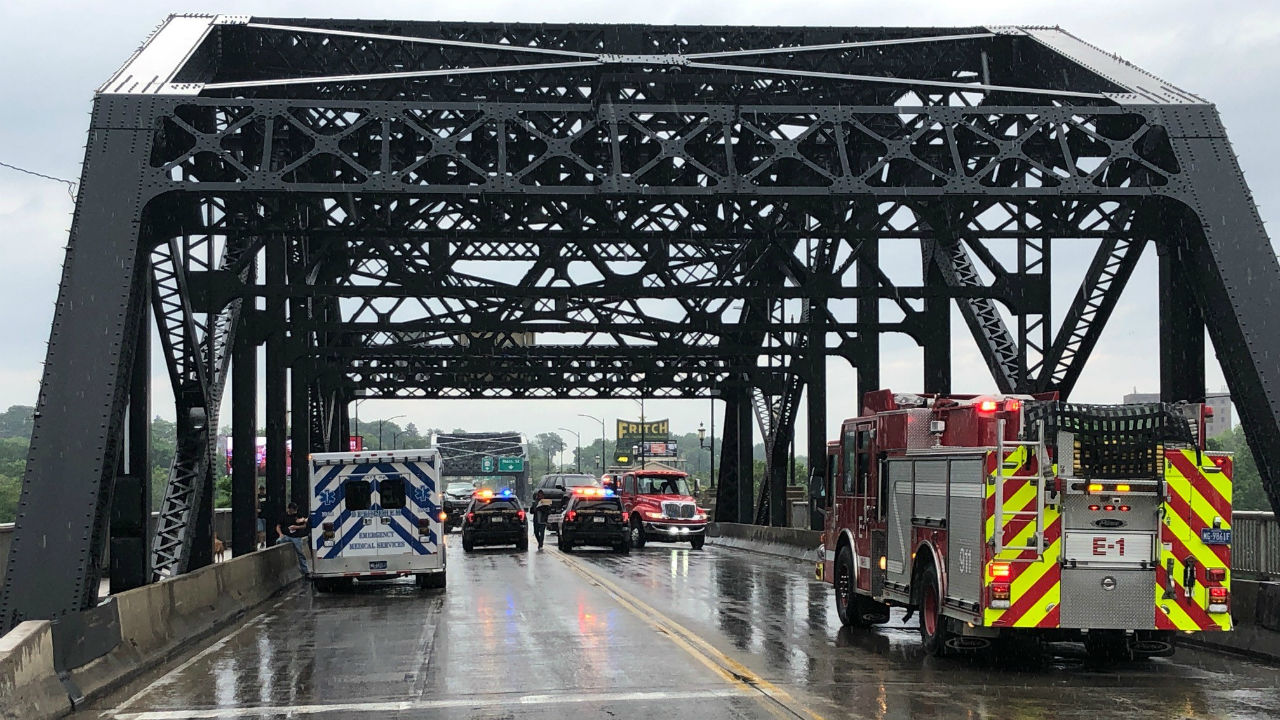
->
(81, 537), (1280, 720)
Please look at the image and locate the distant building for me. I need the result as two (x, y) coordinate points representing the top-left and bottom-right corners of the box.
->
(1122, 391), (1233, 439)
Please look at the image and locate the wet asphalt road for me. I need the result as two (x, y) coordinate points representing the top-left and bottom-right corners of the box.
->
(81, 532), (1280, 720)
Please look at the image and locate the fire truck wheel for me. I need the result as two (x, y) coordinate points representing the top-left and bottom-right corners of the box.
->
(630, 519), (647, 549)
(690, 535), (705, 550)
(834, 545), (858, 627)
(918, 564), (953, 656)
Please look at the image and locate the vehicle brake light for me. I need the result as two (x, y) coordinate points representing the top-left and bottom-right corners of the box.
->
(979, 400), (998, 413)
(989, 562), (1011, 580)
(322, 522), (334, 531)
(567, 510), (577, 522)
(1208, 586), (1230, 613)
(1004, 399), (1021, 411)
(517, 510), (526, 522)
(467, 512), (475, 524)
(621, 511), (629, 523)
(1088, 504), (1101, 511)
(1207, 567), (1227, 582)
(1119, 505), (1130, 512)
(990, 582), (1011, 609)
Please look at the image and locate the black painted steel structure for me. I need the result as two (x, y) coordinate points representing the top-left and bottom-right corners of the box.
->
(4, 16), (1280, 630)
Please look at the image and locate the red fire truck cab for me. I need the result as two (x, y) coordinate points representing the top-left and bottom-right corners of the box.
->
(604, 469), (709, 550)
(820, 390), (1232, 659)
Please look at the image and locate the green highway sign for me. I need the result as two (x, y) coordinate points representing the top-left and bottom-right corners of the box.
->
(479, 456), (495, 473)
(497, 456), (524, 472)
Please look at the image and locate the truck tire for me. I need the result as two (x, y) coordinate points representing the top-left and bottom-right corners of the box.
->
(690, 535), (705, 551)
(417, 572), (447, 590)
(312, 577), (332, 593)
(918, 564), (954, 656)
(834, 545), (859, 627)
(630, 519), (647, 549)
(559, 532), (572, 552)
(462, 534), (475, 553)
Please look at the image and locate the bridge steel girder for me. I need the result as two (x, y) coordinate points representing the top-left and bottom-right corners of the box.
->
(6, 18), (1280, 630)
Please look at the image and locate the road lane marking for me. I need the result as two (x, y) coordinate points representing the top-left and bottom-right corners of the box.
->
(110, 689), (745, 719)
(107, 592), (300, 716)
(556, 552), (828, 720)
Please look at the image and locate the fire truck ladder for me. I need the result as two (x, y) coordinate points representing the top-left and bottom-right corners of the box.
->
(992, 418), (1052, 559)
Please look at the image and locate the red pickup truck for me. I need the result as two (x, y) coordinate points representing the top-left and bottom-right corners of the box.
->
(602, 469), (709, 550)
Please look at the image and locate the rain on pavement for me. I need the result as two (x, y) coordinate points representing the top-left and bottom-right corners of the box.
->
(78, 536), (1280, 720)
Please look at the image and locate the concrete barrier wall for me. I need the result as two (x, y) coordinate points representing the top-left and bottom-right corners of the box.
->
(0, 621), (69, 720)
(707, 522), (821, 563)
(0, 543), (298, 718)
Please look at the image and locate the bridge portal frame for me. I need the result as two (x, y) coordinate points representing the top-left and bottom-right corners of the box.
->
(3, 16), (1279, 631)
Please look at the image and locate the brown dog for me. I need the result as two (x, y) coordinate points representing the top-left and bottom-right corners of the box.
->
(213, 534), (226, 562)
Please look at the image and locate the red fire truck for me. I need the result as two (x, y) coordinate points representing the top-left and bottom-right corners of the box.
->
(819, 390), (1233, 659)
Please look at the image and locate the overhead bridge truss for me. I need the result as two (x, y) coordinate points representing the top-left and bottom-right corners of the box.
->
(4, 16), (1279, 630)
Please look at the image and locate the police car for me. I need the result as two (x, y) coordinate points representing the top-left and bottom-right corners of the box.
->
(557, 487), (630, 554)
(460, 489), (529, 552)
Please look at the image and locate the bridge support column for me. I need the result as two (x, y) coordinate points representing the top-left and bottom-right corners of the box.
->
(922, 249), (952, 394)
(231, 309), (258, 556)
(807, 326), (827, 531)
(714, 384), (755, 524)
(291, 367), (312, 510)
(264, 237), (288, 538)
(0, 96), (152, 629)
(1159, 244), (1205, 403)
(110, 297), (152, 591)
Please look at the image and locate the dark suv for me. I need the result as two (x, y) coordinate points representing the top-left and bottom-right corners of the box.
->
(531, 473), (601, 533)
(461, 490), (529, 552)
(442, 481), (475, 532)
(558, 489), (630, 554)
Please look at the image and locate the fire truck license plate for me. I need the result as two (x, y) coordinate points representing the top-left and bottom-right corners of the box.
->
(1200, 528), (1231, 545)
(369, 560), (387, 570)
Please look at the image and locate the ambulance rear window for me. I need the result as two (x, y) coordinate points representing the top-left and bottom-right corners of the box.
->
(380, 477), (407, 509)
(345, 480), (372, 511)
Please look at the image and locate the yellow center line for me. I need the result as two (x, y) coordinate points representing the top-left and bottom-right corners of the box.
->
(556, 550), (829, 720)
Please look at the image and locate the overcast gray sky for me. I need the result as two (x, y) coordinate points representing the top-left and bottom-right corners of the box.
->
(1, 1), (1277, 450)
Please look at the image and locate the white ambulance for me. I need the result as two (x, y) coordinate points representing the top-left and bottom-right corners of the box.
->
(308, 448), (447, 591)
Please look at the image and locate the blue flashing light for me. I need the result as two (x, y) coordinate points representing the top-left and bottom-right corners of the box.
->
(500, 488), (513, 497)
(602, 489), (615, 497)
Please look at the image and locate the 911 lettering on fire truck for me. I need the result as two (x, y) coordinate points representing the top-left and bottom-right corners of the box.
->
(819, 390), (1232, 660)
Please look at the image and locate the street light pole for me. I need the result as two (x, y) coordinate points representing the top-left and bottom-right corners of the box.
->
(558, 427), (581, 473)
(378, 414), (405, 450)
(632, 398), (646, 469)
(392, 429), (405, 450)
(577, 413), (606, 473)
(352, 398), (365, 442)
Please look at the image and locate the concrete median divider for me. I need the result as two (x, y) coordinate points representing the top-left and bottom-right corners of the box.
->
(0, 544), (299, 718)
(707, 522), (821, 563)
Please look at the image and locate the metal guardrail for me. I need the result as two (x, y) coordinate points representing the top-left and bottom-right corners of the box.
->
(1233, 511), (1279, 580)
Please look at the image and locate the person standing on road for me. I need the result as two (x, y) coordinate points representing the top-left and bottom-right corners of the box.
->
(276, 502), (311, 575)
(531, 487), (552, 549)
(256, 483), (268, 549)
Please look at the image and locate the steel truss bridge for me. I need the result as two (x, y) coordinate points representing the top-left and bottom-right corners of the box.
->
(3, 15), (1279, 630)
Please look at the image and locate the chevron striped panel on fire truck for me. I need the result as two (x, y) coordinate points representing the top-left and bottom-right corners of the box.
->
(1156, 449), (1233, 632)
(983, 446), (1062, 628)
